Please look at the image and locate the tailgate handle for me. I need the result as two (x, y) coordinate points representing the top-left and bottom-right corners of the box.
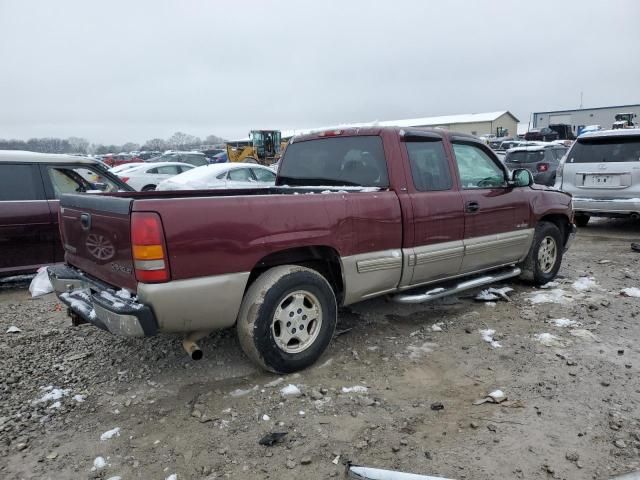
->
(80, 213), (91, 231)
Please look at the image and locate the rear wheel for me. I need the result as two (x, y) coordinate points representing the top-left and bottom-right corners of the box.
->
(142, 184), (156, 191)
(520, 221), (564, 285)
(575, 214), (590, 227)
(237, 265), (337, 373)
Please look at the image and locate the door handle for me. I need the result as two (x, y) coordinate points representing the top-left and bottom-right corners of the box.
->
(465, 201), (480, 213)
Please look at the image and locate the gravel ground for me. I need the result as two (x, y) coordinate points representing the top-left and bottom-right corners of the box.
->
(3, 218), (640, 480)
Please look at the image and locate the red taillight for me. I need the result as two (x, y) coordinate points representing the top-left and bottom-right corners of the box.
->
(131, 212), (169, 283)
(537, 163), (549, 172)
(120, 176), (130, 183)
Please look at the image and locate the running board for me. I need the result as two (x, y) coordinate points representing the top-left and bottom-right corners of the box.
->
(392, 267), (521, 304)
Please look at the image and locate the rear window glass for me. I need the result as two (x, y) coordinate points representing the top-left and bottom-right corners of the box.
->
(278, 136), (388, 187)
(505, 150), (546, 163)
(568, 137), (640, 163)
(0, 164), (44, 201)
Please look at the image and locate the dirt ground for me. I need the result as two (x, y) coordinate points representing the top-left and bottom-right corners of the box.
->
(3, 219), (640, 480)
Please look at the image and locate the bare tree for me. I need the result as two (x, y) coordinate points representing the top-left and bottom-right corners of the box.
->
(142, 138), (167, 151)
(67, 137), (90, 154)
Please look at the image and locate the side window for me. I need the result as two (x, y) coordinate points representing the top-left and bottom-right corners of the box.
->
(251, 168), (276, 182)
(0, 164), (45, 201)
(146, 167), (158, 174)
(187, 155), (207, 166)
(156, 165), (181, 175)
(228, 168), (253, 181)
(452, 143), (505, 189)
(47, 166), (121, 198)
(405, 140), (452, 191)
(179, 165), (194, 173)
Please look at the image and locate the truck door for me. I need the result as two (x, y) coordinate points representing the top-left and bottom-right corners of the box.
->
(0, 163), (55, 275)
(400, 132), (465, 286)
(450, 139), (532, 273)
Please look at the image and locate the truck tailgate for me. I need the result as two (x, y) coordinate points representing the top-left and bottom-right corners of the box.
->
(59, 194), (138, 291)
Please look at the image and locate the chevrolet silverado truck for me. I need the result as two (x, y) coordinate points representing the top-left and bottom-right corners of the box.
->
(49, 127), (575, 373)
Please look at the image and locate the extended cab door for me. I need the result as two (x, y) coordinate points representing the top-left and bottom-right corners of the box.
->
(0, 163), (55, 274)
(450, 139), (532, 273)
(399, 132), (465, 286)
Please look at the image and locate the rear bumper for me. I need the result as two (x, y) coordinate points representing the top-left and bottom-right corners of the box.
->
(572, 197), (640, 215)
(48, 264), (157, 337)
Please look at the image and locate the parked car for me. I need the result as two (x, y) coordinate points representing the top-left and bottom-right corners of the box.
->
(209, 151), (228, 163)
(555, 129), (640, 226)
(201, 148), (225, 162)
(0, 151), (133, 277)
(108, 162), (146, 175)
(48, 127), (574, 373)
(525, 128), (560, 142)
(117, 162), (195, 191)
(504, 145), (568, 186)
(147, 152), (209, 167)
(157, 163), (276, 191)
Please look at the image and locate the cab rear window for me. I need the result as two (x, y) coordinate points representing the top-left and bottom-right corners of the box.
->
(278, 136), (388, 187)
(569, 137), (640, 163)
(505, 151), (546, 163)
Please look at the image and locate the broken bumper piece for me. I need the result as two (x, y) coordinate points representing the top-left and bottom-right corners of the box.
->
(48, 264), (157, 337)
(347, 464), (454, 480)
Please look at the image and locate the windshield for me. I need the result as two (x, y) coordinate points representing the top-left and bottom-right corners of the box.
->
(505, 150), (546, 163)
(568, 137), (640, 163)
(278, 136), (388, 187)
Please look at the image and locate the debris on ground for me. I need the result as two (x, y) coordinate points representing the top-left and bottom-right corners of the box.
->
(620, 287), (640, 298)
(258, 432), (287, 446)
(430, 402), (444, 411)
(475, 287), (513, 302)
(280, 384), (302, 397)
(100, 427), (121, 441)
(342, 386), (368, 394)
(534, 333), (568, 347)
(550, 318), (581, 328)
(473, 389), (507, 405)
(6, 325), (21, 333)
(431, 322), (444, 332)
(347, 464), (455, 479)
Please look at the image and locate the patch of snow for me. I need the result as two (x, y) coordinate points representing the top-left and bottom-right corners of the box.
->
(89, 309), (97, 320)
(621, 287), (640, 298)
(34, 386), (70, 404)
(407, 342), (438, 359)
(93, 456), (107, 470)
(280, 384), (302, 397)
(534, 333), (567, 347)
(540, 281), (560, 289)
(262, 414), (270, 421)
(572, 276), (597, 291)
(166, 474), (177, 480)
(106, 477), (122, 480)
(479, 329), (502, 348)
(431, 322), (444, 332)
(115, 289), (131, 299)
(528, 289), (572, 304)
(484, 302), (497, 307)
(6, 326), (21, 333)
(488, 389), (505, 400)
(73, 394), (86, 403)
(550, 318), (581, 328)
(342, 386), (368, 394)
(100, 427), (121, 441)
(475, 290), (499, 301)
(299, 410), (305, 416)
(48, 401), (62, 409)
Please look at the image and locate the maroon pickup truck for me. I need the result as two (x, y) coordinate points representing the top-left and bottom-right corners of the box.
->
(49, 127), (575, 373)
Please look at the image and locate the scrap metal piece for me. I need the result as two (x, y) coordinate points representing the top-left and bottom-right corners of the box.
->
(348, 464), (455, 480)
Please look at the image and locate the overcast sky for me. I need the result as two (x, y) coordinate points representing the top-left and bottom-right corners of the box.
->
(1, 0), (639, 144)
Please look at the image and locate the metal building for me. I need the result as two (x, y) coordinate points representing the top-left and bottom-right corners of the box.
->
(532, 104), (640, 135)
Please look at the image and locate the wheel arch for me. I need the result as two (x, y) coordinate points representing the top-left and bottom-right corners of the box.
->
(539, 213), (572, 246)
(247, 246), (344, 304)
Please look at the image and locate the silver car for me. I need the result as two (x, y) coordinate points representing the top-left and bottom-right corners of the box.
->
(556, 129), (640, 226)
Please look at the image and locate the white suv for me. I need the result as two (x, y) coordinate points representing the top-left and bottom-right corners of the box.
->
(555, 129), (640, 226)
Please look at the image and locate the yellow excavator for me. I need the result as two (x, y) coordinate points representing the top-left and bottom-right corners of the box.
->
(226, 130), (282, 165)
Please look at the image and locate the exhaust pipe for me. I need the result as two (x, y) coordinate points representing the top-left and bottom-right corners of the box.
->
(182, 331), (209, 360)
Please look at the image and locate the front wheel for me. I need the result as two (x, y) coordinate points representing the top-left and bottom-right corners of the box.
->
(520, 221), (564, 285)
(236, 265), (337, 373)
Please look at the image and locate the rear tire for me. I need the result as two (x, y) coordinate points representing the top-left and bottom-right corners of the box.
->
(520, 221), (564, 285)
(575, 214), (590, 227)
(142, 185), (156, 191)
(236, 265), (337, 373)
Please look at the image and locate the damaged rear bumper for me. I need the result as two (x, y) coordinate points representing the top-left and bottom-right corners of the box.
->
(48, 264), (157, 337)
